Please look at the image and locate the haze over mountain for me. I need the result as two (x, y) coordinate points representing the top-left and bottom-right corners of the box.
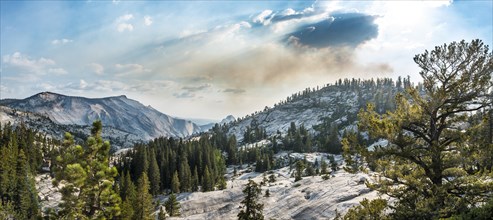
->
(0, 91), (203, 140)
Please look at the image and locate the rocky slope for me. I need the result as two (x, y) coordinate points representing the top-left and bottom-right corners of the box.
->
(159, 153), (382, 219)
(1, 92), (203, 140)
(226, 80), (399, 142)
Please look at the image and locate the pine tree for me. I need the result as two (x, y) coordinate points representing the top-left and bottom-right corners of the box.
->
(171, 171), (180, 194)
(15, 149), (39, 219)
(133, 172), (153, 220)
(320, 159), (328, 175)
(53, 121), (121, 219)
(305, 163), (315, 176)
(191, 167), (199, 192)
(179, 157), (191, 192)
(164, 193), (181, 217)
(202, 165), (213, 192)
(344, 39), (493, 218)
(343, 198), (390, 220)
(238, 180), (264, 220)
(148, 149), (161, 195)
(294, 160), (304, 182)
(158, 206), (166, 220)
(120, 171), (136, 220)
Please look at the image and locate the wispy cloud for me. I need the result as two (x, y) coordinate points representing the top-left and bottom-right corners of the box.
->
(144, 15), (153, 26)
(48, 68), (68, 75)
(3, 52), (55, 70)
(173, 91), (195, 99)
(88, 63), (104, 75)
(51, 38), (73, 45)
(114, 63), (150, 76)
(222, 88), (245, 94)
(1, 52), (67, 80)
(182, 84), (211, 92)
(116, 14), (134, 32)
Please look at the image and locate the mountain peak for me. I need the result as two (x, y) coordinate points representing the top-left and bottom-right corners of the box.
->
(35, 91), (62, 101)
(220, 115), (236, 124)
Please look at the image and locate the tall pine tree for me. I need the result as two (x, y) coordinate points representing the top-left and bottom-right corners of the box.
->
(238, 179), (264, 220)
(344, 39), (493, 218)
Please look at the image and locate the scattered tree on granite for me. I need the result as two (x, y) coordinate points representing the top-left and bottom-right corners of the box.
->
(158, 206), (167, 220)
(164, 193), (181, 217)
(320, 159), (328, 175)
(238, 179), (264, 220)
(343, 39), (493, 219)
(294, 160), (305, 182)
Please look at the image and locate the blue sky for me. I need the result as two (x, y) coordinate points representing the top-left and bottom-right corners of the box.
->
(1, 0), (492, 120)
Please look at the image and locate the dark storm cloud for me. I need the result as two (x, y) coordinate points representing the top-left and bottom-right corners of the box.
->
(287, 13), (379, 48)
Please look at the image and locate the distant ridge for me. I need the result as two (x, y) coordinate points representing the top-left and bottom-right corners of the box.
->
(0, 91), (203, 140)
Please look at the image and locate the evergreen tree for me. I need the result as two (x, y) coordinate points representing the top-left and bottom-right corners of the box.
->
(343, 198), (389, 220)
(164, 193), (181, 217)
(238, 180), (264, 220)
(171, 171), (180, 194)
(202, 166), (213, 192)
(305, 163), (315, 176)
(120, 171), (136, 220)
(158, 206), (166, 220)
(191, 167), (199, 192)
(148, 149), (161, 195)
(328, 155), (338, 173)
(294, 160), (304, 182)
(344, 39), (493, 218)
(53, 121), (121, 219)
(14, 150), (39, 219)
(133, 172), (153, 220)
(320, 159), (328, 175)
(179, 157), (191, 192)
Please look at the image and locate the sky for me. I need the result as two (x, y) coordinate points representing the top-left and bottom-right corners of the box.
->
(1, 0), (492, 121)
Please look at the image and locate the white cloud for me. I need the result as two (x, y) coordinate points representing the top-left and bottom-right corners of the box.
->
(116, 14), (134, 32)
(117, 23), (133, 32)
(353, 0), (458, 81)
(0, 85), (11, 94)
(88, 63), (104, 75)
(115, 63), (150, 76)
(117, 14), (134, 22)
(112, 0), (120, 5)
(79, 79), (88, 89)
(280, 8), (296, 16)
(2, 52), (55, 73)
(48, 68), (68, 75)
(253, 10), (273, 25)
(144, 15), (153, 26)
(51, 38), (73, 45)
